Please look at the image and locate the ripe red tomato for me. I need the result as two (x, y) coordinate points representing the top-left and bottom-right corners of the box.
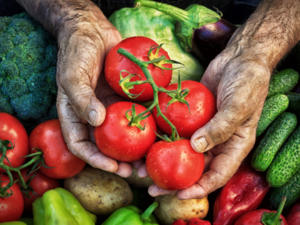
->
(29, 119), (86, 179)
(94, 101), (157, 162)
(234, 209), (288, 225)
(0, 175), (24, 222)
(21, 170), (59, 209)
(105, 36), (172, 101)
(146, 139), (205, 190)
(153, 80), (216, 138)
(0, 112), (29, 170)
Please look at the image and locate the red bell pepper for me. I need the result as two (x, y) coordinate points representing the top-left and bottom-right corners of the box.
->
(234, 197), (288, 225)
(213, 166), (270, 225)
(172, 218), (211, 225)
(287, 202), (300, 225)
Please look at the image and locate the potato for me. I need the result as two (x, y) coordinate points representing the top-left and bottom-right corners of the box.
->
(64, 166), (133, 215)
(155, 194), (209, 225)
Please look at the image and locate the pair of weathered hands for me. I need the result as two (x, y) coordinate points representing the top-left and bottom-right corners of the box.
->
(17, 0), (300, 199)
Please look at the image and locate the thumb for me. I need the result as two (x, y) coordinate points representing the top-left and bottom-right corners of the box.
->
(190, 109), (246, 153)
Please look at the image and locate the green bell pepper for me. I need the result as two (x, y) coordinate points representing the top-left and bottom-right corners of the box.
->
(109, 6), (204, 83)
(102, 202), (159, 225)
(33, 187), (96, 225)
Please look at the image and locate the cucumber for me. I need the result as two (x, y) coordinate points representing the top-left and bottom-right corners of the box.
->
(268, 69), (299, 97)
(267, 126), (300, 187)
(256, 94), (289, 137)
(287, 92), (300, 116)
(269, 171), (300, 209)
(252, 112), (298, 171)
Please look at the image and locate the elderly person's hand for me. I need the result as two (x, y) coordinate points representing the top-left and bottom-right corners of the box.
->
(17, 0), (132, 177)
(147, 0), (300, 198)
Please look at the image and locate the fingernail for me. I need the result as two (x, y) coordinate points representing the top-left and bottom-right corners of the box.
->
(88, 110), (98, 125)
(193, 136), (208, 153)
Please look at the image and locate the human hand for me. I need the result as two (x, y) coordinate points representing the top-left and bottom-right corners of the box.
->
(146, 28), (272, 198)
(55, 4), (132, 177)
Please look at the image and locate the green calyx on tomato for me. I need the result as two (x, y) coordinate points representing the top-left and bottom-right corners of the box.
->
(117, 47), (180, 141)
(261, 197), (286, 225)
(125, 104), (152, 130)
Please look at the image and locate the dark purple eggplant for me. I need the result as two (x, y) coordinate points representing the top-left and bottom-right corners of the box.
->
(192, 19), (236, 65)
(135, 0), (236, 65)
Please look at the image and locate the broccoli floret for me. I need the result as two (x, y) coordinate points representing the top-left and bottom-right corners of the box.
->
(0, 13), (58, 121)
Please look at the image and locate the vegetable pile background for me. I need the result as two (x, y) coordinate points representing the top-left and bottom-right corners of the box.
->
(0, 0), (300, 225)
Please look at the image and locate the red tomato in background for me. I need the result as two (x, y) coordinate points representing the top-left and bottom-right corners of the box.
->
(105, 36), (172, 101)
(29, 120), (85, 179)
(0, 112), (29, 170)
(234, 209), (288, 225)
(0, 175), (24, 222)
(153, 80), (216, 138)
(287, 202), (300, 225)
(94, 101), (157, 162)
(21, 170), (59, 210)
(146, 139), (204, 190)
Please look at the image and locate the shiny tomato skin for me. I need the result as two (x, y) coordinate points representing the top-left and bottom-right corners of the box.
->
(0, 112), (29, 170)
(105, 36), (172, 101)
(146, 139), (205, 190)
(234, 209), (288, 225)
(153, 80), (216, 138)
(0, 175), (24, 222)
(21, 170), (59, 209)
(94, 101), (157, 162)
(29, 119), (86, 179)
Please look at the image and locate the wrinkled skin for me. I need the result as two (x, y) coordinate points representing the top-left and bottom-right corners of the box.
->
(17, 0), (300, 197)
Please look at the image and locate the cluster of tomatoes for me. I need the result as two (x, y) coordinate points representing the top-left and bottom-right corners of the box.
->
(94, 36), (216, 190)
(0, 114), (86, 222)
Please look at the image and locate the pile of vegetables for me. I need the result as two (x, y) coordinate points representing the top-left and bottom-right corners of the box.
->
(1, 0), (300, 224)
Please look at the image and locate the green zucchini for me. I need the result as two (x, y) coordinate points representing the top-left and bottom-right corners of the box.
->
(269, 171), (300, 209)
(252, 112), (297, 171)
(287, 92), (300, 116)
(267, 126), (300, 187)
(268, 69), (299, 97)
(256, 94), (289, 137)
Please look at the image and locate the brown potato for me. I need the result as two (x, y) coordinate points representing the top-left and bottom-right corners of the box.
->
(155, 194), (209, 225)
(64, 166), (133, 215)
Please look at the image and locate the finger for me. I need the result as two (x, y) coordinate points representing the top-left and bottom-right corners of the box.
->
(57, 89), (118, 172)
(178, 119), (257, 199)
(137, 164), (148, 178)
(148, 184), (175, 197)
(116, 162), (132, 178)
(190, 108), (246, 153)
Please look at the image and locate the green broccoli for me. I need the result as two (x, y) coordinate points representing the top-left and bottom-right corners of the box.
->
(0, 13), (58, 120)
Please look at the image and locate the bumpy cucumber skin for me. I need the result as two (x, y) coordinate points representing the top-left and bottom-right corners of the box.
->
(268, 68), (299, 97)
(269, 171), (300, 209)
(252, 112), (298, 171)
(256, 94), (289, 137)
(267, 126), (300, 187)
(287, 92), (300, 116)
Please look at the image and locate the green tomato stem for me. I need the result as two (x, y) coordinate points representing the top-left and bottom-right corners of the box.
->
(117, 48), (179, 140)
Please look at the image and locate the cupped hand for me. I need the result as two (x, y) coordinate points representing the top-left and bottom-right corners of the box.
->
(56, 6), (131, 177)
(147, 32), (272, 198)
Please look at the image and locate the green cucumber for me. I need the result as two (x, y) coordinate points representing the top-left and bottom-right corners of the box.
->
(287, 92), (300, 116)
(267, 126), (300, 187)
(269, 171), (300, 209)
(268, 69), (299, 97)
(256, 94), (289, 137)
(252, 112), (298, 171)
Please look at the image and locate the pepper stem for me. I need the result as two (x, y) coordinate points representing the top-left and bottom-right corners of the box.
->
(261, 196), (286, 225)
(141, 201), (159, 222)
(135, 0), (190, 24)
